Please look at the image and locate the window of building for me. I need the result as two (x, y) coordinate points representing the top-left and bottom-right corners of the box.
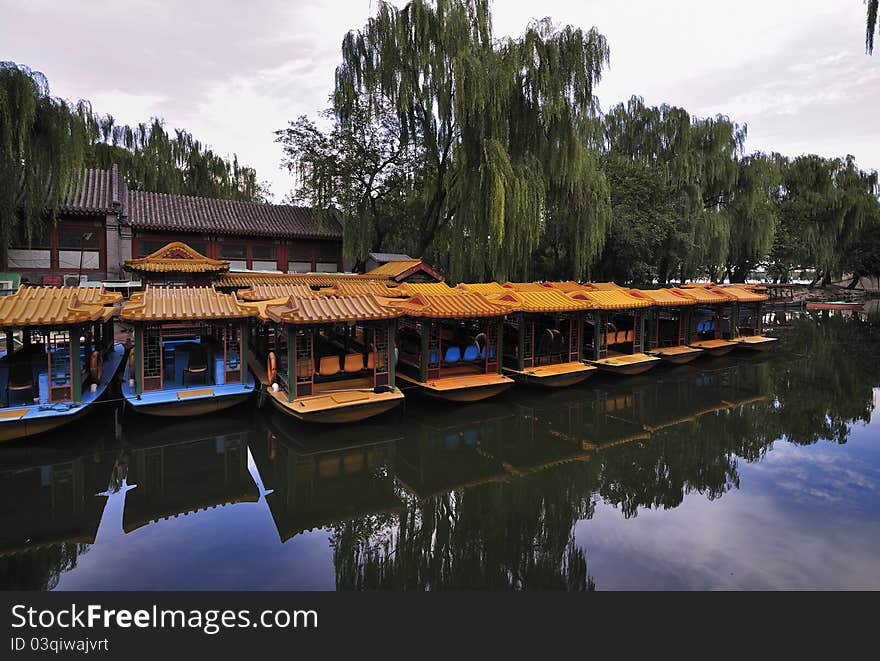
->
(251, 245), (278, 271)
(220, 243), (248, 270)
(315, 242), (339, 273)
(58, 228), (100, 250)
(288, 244), (313, 273)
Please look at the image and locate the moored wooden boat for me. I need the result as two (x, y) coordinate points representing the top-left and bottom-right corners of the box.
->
(806, 301), (864, 311)
(734, 335), (778, 351)
(248, 292), (405, 423)
(0, 286), (125, 443)
(646, 344), (704, 364)
(488, 288), (597, 387)
(688, 338), (737, 357)
(119, 286), (256, 417)
(635, 287), (703, 365)
(389, 292), (514, 402)
(586, 352), (662, 375)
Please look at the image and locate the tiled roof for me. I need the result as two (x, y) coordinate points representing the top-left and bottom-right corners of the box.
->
(543, 281), (588, 292)
(583, 282), (624, 291)
(120, 286), (253, 321)
(399, 282), (460, 296)
(707, 285), (767, 302)
(264, 294), (402, 324)
(569, 289), (652, 310)
(0, 287), (119, 327)
(319, 281), (408, 298)
(368, 252), (412, 262)
(126, 190), (342, 239)
(123, 241), (229, 274)
(455, 282), (508, 295)
(60, 168), (120, 214)
(216, 272), (394, 289)
(502, 282), (548, 292)
(237, 284), (316, 301)
(365, 259), (444, 282)
(492, 290), (594, 313)
(631, 288), (695, 306)
(669, 287), (730, 304)
(389, 292), (510, 319)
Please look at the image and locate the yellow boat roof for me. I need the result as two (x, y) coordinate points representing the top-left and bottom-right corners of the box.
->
(570, 289), (652, 309)
(399, 282), (461, 296)
(216, 272), (394, 288)
(491, 290), (593, 313)
(670, 286), (730, 304)
(543, 281), (588, 292)
(237, 283), (315, 301)
(631, 288), (696, 306)
(583, 282), (624, 291)
(0, 286), (119, 327)
(502, 282), (548, 292)
(264, 294), (402, 324)
(123, 241), (229, 274)
(455, 282), (508, 295)
(708, 285), (768, 302)
(120, 286), (253, 321)
(389, 292), (510, 319)
(319, 281), (408, 298)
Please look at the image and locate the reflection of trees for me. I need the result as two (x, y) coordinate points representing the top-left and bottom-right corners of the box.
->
(0, 543), (89, 590)
(766, 315), (877, 445)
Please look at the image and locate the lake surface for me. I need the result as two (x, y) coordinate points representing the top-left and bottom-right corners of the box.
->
(1, 311), (878, 590)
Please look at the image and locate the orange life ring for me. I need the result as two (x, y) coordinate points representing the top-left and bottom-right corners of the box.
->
(90, 351), (103, 382)
(267, 351), (277, 385)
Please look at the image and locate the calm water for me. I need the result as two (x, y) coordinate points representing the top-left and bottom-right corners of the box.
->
(1, 312), (878, 590)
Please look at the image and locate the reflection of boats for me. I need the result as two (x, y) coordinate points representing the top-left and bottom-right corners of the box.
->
(120, 412), (259, 533)
(120, 287), (256, 417)
(0, 287), (125, 442)
(250, 412), (403, 541)
(0, 444), (116, 557)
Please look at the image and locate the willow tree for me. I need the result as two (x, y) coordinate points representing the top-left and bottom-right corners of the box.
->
(331, 0), (611, 280)
(868, 0), (878, 53)
(92, 117), (265, 202)
(603, 96), (744, 283)
(722, 153), (781, 282)
(0, 62), (95, 263)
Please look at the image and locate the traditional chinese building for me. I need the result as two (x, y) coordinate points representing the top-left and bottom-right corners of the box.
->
(4, 166), (344, 286)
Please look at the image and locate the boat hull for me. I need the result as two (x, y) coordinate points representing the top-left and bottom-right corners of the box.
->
(646, 345), (704, 365)
(397, 372), (514, 402)
(267, 388), (404, 424)
(125, 390), (253, 417)
(586, 353), (662, 376)
(734, 336), (779, 352)
(503, 362), (597, 388)
(688, 340), (737, 357)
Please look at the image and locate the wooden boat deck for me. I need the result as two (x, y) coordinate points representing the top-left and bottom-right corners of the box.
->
(587, 352), (661, 375)
(647, 344), (703, 364)
(503, 361), (597, 387)
(735, 335), (779, 350)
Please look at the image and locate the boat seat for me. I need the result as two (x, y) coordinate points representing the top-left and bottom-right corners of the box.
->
(479, 345), (495, 360)
(428, 349), (439, 365)
(625, 330), (634, 342)
(343, 353), (365, 372)
(183, 344), (210, 386)
(366, 351), (376, 370)
(318, 355), (341, 376)
(462, 430), (479, 446)
(462, 344), (479, 361)
(443, 346), (461, 364)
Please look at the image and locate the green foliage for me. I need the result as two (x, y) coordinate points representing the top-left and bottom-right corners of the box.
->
(330, 0), (611, 281)
(868, 0), (878, 54)
(1, 61), (265, 263)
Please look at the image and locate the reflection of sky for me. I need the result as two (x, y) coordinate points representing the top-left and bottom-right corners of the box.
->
(576, 392), (880, 590)
(54, 450), (335, 590)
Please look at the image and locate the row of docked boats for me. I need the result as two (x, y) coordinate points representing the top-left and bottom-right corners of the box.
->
(0, 279), (777, 441)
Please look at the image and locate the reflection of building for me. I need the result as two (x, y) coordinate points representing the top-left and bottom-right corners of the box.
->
(250, 415), (402, 542)
(122, 422), (258, 533)
(0, 448), (117, 589)
(4, 167), (343, 284)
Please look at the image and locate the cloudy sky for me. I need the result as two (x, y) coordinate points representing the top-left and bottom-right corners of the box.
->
(2, 0), (877, 200)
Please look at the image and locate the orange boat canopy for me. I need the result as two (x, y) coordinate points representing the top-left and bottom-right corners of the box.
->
(670, 286), (730, 304)
(569, 289), (653, 310)
(123, 241), (230, 274)
(708, 285), (768, 302)
(319, 281), (408, 298)
(502, 282), (548, 292)
(542, 281), (587, 292)
(491, 290), (593, 313)
(121, 286), (253, 322)
(0, 286), (119, 327)
(237, 283), (316, 301)
(215, 272), (395, 289)
(399, 282), (461, 296)
(390, 292), (510, 319)
(264, 294), (402, 325)
(630, 288), (696, 306)
(455, 282), (508, 295)
(583, 282), (624, 291)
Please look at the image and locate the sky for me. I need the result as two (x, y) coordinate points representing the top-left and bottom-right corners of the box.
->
(2, 0), (877, 201)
